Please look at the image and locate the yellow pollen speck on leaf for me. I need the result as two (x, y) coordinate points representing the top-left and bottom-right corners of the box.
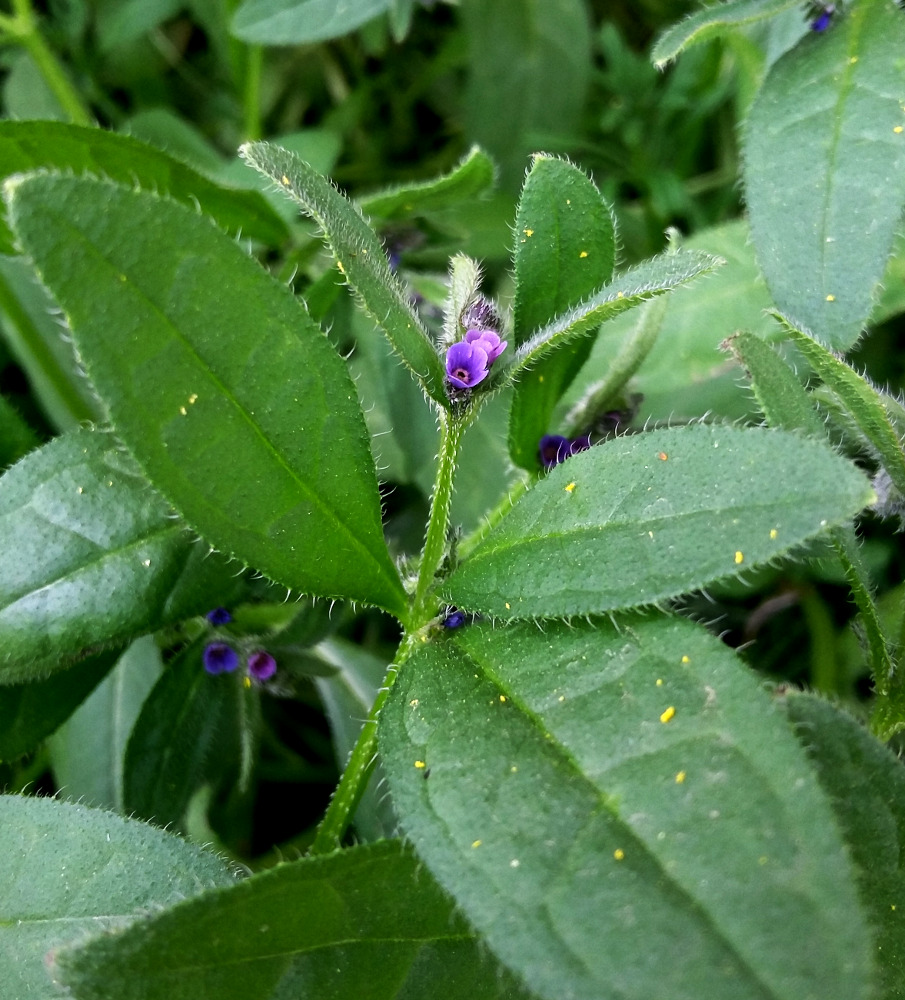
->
(499, 695), (507, 703)
(849, 56), (858, 64)
(826, 294), (836, 301)
(244, 676), (252, 688)
(614, 848), (625, 861)
(676, 771), (686, 784)
(414, 760), (426, 769)
(281, 174), (290, 185)
(734, 551), (744, 564)
(409, 699), (419, 708)
(681, 655), (690, 664)
(565, 482), (576, 493)
(656, 678), (663, 686)
(892, 904), (897, 911)
(524, 228), (534, 237)
(579, 250), (588, 258)
(188, 394), (198, 404)
(657, 452), (668, 461)
(616, 291), (624, 298)
(179, 406), (187, 416)
(472, 840), (482, 849)
(337, 261), (346, 274)
(505, 602), (511, 610)
(770, 528), (778, 539)
(660, 705), (676, 724)
(538, 374), (544, 382)
(558, 694), (565, 702)
(510, 765), (518, 773)
(895, 126), (904, 134)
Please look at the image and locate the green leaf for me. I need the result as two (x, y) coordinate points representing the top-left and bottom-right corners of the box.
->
(557, 219), (775, 424)
(0, 794), (235, 1000)
(743, 0), (905, 351)
(782, 321), (905, 496)
(723, 331), (826, 438)
(381, 615), (873, 1000)
(723, 330), (895, 715)
(55, 840), (532, 1000)
(443, 424), (874, 619)
(0, 648), (119, 761)
(123, 641), (247, 831)
(0, 120), (288, 250)
(0, 429), (239, 683)
(651, 0), (802, 68)
(460, 0), (592, 188)
(783, 692), (905, 999)
(502, 248), (724, 392)
(358, 146), (496, 221)
(240, 140), (448, 407)
(508, 155), (617, 470)
(50, 636), (163, 812)
(4, 173), (406, 617)
(231, 0), (390, 44)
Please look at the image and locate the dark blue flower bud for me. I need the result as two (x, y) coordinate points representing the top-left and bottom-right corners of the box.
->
(203, 642), (239, 674)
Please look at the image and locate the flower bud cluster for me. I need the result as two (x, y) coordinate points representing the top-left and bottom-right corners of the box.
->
(202, 608), (277, 682)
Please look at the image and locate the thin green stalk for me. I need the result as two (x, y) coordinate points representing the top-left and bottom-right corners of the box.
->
(457, 472), (531, 561)
(243, 44), (263, 142)
(309, 629), (423, 855)
(4, 0), (91, 126)
(411, 408), (468, 620)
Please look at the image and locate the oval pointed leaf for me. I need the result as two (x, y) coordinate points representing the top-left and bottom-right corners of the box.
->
(744, 0), (905, 350)
(0, 120), (288, 252)
(0, 794), (235, 1000)
(443, 424), (874, 618)
(783, 692), (905, 999)
(55, 840), (532, 1000)
(4, 173), (406, 616)
(231, 0), (390, 44)
(651, 0), (802, 68)
(381, 615), (873, 1000)
(359, 145), (496, 221)
(0, 428), (239, 682)
(508, 154), (617, 470)
(240, 140), (447, 406)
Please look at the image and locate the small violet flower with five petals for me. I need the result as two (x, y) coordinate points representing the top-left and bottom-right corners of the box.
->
(464, 328), (507, 365)
(446, 340), (490, 389)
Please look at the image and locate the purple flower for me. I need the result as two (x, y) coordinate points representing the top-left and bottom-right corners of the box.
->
(443, 608), (467, 629)
(810, 3), (835, 29)
(540, 435), (572, 469)
(205, 607), (232, 625)
(465, 328), (508, 365)
(570, 433), (592, 455)
(203, 642), (239, 674)
(446, 340), (490, 389)
(247, 651), (277, 682)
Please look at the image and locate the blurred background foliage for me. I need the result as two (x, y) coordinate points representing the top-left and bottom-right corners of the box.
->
(1, 0), (903, 863)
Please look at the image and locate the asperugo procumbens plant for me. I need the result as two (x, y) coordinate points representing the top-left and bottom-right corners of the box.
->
(1, 1), (905, 998)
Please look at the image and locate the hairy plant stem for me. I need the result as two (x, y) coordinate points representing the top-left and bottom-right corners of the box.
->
(411, 407), (468, 621)
(0, 0), (92, 126)
(310, 402), (470, 852)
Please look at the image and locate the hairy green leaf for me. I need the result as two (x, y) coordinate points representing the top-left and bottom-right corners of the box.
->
(51, 635), (163, 812)
(0, 120), (287, 250)
(443, 424), (874, 618)
(240, 140), (447, 406)
(123, 641), (247, 831)
(0, 429), (239, 682)
(502, 248), (723, 392)
(652, 0), (802, 68)
(231, 0), (390, 44)
(744, 0), (905, 350)
(381, 615), (873, 1000)
(359, 146), (496, 221)
(783, 692), (905, 999)
(0, 794), (235, 1000)
(508, 154), (616, 470)
(5, 173), (406, 616)
(55, 840), (532, 1000)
